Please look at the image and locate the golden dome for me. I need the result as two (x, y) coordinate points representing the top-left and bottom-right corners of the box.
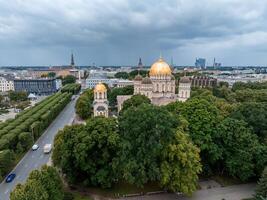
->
(149, 58), (172, 76)
(94, 83), (107, 93)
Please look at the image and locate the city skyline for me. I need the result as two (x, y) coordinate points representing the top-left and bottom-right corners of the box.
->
(1, 1), (267, 66)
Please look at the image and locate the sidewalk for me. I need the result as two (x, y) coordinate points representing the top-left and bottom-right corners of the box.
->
(120, 183), (256, 200)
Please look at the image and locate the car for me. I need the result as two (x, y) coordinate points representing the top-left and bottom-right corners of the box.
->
(5, 173), (16, 183)
(43, 144), (52, 154)
(32, 144), (39, 151)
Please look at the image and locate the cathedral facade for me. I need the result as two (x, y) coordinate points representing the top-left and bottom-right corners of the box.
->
(117, 57), (191, 112)
(93, 83), (109, 117)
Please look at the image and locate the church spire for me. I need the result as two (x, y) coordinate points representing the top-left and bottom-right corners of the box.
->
(71, 52), (75, 68)
(137, 57), (143, 74)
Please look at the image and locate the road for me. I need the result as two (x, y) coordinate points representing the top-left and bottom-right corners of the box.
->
(0, 98), (77, 200)
(121, 183), (256, 200)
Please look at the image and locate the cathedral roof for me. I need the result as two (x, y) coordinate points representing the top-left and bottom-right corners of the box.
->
(149, 57), (172, 76)
(94, 83), (107, 93)
(141, 77), (152, 84)
(134, 74), (143, 81)
(96, 106), (106, 111)
(180, 76), (191, 83)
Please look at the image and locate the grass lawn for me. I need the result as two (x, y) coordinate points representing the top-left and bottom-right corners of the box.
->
(70, 181), (163, 198)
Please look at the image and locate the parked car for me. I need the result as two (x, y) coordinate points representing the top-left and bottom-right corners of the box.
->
(32, 144), (39, 151)
(5, 173), (16, 183)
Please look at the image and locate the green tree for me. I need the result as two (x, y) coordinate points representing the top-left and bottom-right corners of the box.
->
(0, 149), (15, 177)
(160, 129), (202, 194)
(233, 89), (267, 102)
(255, 167), (267, 200)
(217, 118), (264, 181)
(9, 91), (27, 102)
(62, 75), (76, 85)
(173, 98), (223, 173)
(231, 102), (267, 138)
(75, 89), (94, 119)
(128, 70), (148, 79)
(10, 165), (63, 200)
(47, 72), (56, 78)
(108, 85), (134, 107)
(118, 104), (179, 186)
(53, 118), (120, 188)
(121, 94), (151, 113)
(18, 132), (34, 151)
(10, 181), (49, 200)
(114, 72), (129, 79)
(232, 81), (267, 91)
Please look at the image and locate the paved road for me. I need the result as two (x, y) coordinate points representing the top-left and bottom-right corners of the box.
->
(0, 98), (77, 200)
(121, 183), (256, 200)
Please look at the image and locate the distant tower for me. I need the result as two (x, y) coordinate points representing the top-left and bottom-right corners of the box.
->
(93, 83), (109, 117)
(213, 57), (216, 69)
(71, 53), (75, 68)
(178, 76), (191, 102)
(134, 57), (143, 94)
(138, 57), (143, 71)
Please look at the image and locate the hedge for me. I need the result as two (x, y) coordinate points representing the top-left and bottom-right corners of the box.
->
(61, 83), (81, 94)
(0, 91), (72, 179)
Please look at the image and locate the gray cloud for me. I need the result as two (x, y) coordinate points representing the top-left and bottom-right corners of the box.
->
(0, 0), (267, 66)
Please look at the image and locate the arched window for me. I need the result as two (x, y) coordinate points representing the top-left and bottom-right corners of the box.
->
(181, 91), (184, 98)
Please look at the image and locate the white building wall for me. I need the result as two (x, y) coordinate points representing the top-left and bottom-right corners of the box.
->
(0, 77), (14, 92)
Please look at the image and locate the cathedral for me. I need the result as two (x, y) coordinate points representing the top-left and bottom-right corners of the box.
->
(93, 83), (109, 117)
(117, 57), (191, 112)
(93, 57), (191, 116)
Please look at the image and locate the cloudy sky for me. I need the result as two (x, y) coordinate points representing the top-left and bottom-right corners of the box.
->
(1, 0), (267, 66)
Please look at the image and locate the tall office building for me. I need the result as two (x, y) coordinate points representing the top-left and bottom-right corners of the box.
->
(195, 58), (206, 69)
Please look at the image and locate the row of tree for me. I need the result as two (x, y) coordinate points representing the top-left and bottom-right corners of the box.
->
(0, 92), (72, 180)
(114, 70), (148, 80)
(61, 83), (81, 94)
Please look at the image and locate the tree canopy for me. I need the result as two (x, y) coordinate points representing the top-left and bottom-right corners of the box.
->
(62, 75), (76, 85)
(255, 167), (267, 200)
(53, 117), (120, 188)
(231, 102), (267, 138)
(118, 104), (201, 193)
(121, 94), (151, 113)
(108, 85), (133, 107)
(9, 91), (27, 102)
(217, 118), (266, 181)
(75, 89), (94, 119)
(169, 98), (223, 171)
(10, 165), (64, 200)
(114, 72), (129, 79)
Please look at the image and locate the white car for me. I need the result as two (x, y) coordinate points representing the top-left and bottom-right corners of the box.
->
(43, 144), (52, 154)
(32, 144), (39, 151)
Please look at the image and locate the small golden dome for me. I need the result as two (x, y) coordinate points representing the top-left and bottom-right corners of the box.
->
(149, 58), (172, 76)
(94, 83), (107, 93)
